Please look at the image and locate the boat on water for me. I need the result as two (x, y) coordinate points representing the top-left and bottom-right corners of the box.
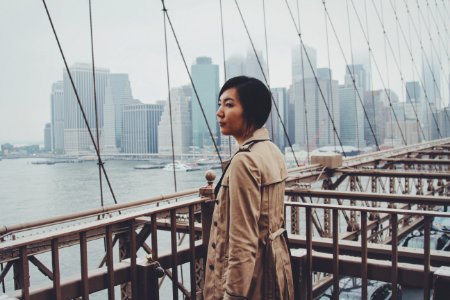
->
(162, 162), (200, 172)
(134, 164), (164, 170)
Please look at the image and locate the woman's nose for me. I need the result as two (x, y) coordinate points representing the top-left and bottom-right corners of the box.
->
(216, 106), (223, 117)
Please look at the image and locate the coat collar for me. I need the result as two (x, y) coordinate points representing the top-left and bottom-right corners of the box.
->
(239, 128), (270, 151)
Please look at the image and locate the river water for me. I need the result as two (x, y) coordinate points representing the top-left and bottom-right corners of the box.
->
(0, 158), (211, 298)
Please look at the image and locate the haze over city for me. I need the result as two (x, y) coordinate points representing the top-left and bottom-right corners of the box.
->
(1, 0), (448, 145)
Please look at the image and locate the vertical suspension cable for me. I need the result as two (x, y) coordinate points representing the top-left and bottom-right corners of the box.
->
(393, 0), (443, 139)
(283, 0), (347, 157)
(379, 0), (396, 147)
(415, 0), (450, 122)
(88, 0), (105, 208)
(234, 0), (301, 164)
(354, 0), (425, 145)
(161, 0), (223, 166)
(320, 0), (383, 150)
(162, 3), (178, 193)
(261, 0), (274, 142)
(345, 0), (361, 151)
(393, 0), (409, 143)
(363, 0), (378, 149)
(406, 1), (423, 141)
(42, 0), (118, 205)
(297, 0), (311, 163)
(218, 0), (232, 157)
(323, 0), (336, 151)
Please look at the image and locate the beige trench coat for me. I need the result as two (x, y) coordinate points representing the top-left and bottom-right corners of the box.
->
(204, 128), (294, 300)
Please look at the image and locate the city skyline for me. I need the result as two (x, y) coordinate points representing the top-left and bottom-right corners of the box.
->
(1, 0), (449, 144)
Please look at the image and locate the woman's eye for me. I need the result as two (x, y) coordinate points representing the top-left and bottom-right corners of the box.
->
(225, 103), (233, 108)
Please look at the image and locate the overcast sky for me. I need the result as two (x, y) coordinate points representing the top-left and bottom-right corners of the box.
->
(1, 0), (448, 144)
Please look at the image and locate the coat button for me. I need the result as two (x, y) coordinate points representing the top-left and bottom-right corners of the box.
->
(212, 242), (216, 249)
(213, 221), (218, 227)
(209, 264), (214, 271)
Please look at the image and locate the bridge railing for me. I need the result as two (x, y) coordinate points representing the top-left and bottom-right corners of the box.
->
(1, 185), (450, 299)
(0, 191), (216, 300)
(284, 198), (450, 300)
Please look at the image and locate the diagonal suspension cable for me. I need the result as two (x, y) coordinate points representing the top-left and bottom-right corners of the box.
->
(234, 0), (301, 164)
(283, 0), (347, 157)
(323, 0), (337, 151)
(345, 0), (361, 150)
(351, 0), (425, 142)
(363, 0), (379, 147)
(319, 0), (383, 150)
(218, 0), (233, 158)
(378, 0), (395, 147)
(261, 0), (274, 142)
(88, 0), (105, 208)
(321, 0), (405, 147)
(162, 4), (178, 193)
(412, 0), (450, 126)
(296, 0), (311, 162)
(161, 0), (223, 166)
(387, 0), (443, 139)
(42, 0), (118, 205)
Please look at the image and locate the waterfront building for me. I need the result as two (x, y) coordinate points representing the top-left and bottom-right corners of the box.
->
(291, 69), (339, 150)
(122, 101), (164, 154)
(50, 80), (65, 153)
(44, 123), (52, 152)
(158, 86), (193, 154)
(101, 79), (119, 154)
(63, 63), (110, 155)
(266, 87), (288, 151)
(191, 57), (220, 149)
(339, 71), (365, 149)
(110, 74), (134, 150)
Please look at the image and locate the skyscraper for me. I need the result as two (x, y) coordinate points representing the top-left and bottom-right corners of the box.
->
(266, 87), (288, 151)
(405, 81), (421, 103)
(110, 74), (134, 150)
(50, 80), (64, 153)
(122, 101), (164, 153)
(291, 69), (339, 149)
(339, 71), (365, 149)
(225, 54), (245, 79)
(158, 86), (193, 154)
(244, 50), (268, 83)
(191, 57), (220, 150)
(44, 123), (52, 152)
(292, 44), (317, 83)
(63, 63), (109, 155)
(101, 79), (118, 154)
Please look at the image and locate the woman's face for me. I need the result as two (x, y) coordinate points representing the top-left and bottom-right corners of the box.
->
(216, 87), (247, 144)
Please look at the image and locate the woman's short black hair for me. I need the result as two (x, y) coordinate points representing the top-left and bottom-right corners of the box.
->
(219, 76), (272, 129)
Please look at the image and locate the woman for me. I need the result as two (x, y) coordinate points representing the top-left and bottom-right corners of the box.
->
(204, 76), (294, 300)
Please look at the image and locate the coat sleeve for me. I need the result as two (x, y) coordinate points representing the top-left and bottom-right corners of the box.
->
(224, 153), (261, 299)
